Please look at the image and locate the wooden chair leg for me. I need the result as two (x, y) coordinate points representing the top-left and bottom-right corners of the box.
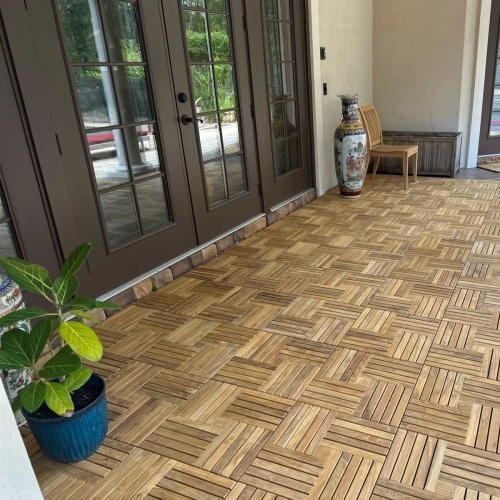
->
(413, 151), (418, 183)
(403, 156), (409, 190)
(372, 157), (380, 179)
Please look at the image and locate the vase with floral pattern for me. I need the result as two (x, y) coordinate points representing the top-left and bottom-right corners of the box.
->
(0, 272), (32, 425)
(334, 94), (368, 198)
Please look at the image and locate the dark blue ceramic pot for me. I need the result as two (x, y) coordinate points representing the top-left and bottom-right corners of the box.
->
(22, 374), (108, 463)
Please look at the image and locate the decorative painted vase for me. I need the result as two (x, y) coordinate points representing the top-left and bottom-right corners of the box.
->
(0, 272), (32, 425)
(334, 94), (368, 198)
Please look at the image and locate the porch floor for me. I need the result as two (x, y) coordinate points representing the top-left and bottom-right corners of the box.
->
(23, 175), (500, 499)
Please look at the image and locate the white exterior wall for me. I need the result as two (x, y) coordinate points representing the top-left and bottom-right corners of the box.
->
(311, 0), (374, 196)
(310, 0), (491, 184)
(0, 388), (42, 499)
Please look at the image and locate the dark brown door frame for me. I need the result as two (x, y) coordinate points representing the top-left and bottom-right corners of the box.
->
(163, 0), (264, 244)
(479, 0), (500, 156)
(0, 0), (198, 296)
(0, 9), (65, 274)
(246, 0), (314, 212)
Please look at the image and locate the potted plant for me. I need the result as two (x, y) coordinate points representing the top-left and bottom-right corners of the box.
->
(0, 243), (119, 463)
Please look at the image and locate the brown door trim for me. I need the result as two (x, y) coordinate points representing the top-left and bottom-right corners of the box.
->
(246, 0), (314, 212)
(0, 10), (62, 272)
(479, 0), (500, 156)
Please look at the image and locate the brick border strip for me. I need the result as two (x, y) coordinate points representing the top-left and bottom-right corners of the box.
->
(91, 189), (316, 320)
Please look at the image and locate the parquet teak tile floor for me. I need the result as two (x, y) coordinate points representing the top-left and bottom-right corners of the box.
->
(23, 175), (500, 499)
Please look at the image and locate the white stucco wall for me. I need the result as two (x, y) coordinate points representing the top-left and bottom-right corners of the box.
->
(373, 0), (488, 168)
(374, 0), (467, 133)
(0, 387), (42, 499)
(311, 0), (374, 195)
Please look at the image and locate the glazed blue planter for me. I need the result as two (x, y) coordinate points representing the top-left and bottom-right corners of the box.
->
(22, 374), (108, 463)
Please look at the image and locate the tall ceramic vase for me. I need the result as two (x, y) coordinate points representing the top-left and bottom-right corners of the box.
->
(334, 94), (368, 198)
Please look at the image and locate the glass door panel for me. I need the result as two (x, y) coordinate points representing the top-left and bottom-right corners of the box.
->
(246, 0), (313, 209)
(57, 0), (173, 250)
(479, 0), (500, 155)
(165, 0), (262, 243)
(182, 0), (247, 209)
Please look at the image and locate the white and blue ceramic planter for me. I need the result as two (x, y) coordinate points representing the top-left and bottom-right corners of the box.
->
(0, 272), (32, 425)
(334, 94), (368, 198)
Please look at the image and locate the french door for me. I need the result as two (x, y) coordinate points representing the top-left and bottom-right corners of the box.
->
(480, 0), (500, 155)
(0, 0), (312, 297)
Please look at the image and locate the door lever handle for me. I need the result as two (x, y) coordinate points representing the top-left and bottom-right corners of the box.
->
(181, 115), (204, 125)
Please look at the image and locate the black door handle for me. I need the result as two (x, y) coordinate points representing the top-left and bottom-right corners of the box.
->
(181, 115), (204, 125)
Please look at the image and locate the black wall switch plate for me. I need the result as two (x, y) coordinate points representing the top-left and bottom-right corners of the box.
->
(320, 47), (326, 60)
(323, 83), (328, 95)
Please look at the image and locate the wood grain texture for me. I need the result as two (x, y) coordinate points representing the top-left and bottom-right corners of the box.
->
(24, 176), (500, 498)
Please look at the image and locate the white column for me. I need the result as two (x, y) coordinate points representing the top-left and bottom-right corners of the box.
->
(0, 387), (42, 499)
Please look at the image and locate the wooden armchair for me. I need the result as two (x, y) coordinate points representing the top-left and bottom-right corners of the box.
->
(359, 105), (418, 190)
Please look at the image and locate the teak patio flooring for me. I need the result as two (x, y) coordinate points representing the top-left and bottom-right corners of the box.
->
(22, 175), (500, 499)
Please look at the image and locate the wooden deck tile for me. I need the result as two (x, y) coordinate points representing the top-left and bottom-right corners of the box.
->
(400, 399), (471, 443)
(25, 177), (500, 498)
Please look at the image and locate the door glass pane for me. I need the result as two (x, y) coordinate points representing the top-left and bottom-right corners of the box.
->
(200, 114), (223, 161)
(221, 111), (240, 154)
(74, 66), (119, 129)
(209, 15), (231, 61)
(494, 86), (500, 110)
(274, 141), (287, 176)
(268, 63), (295, 100)
(0, 189), (20, 258)
(87, 129), (131, 190)
(191, 65), (216, 112)
(106, 1), (144, 62)
(215, 64), (236, 110)
(58, 0), (174, 249)
(262, 0), (301, 177)
(182, 0), (205, 7)
(490, 111), (500, 137)
(57, 0), (103, 62)
(287, 136), (300, 172)
(100, 187), (141, 247)
(264, 0), (291, 20)
(182, 0), (249, 208)
(226, 155), (246, 197)
(115, 66), (153, 123)
(271, 103), (285, 139)
(0, 223), (19, 258)
(285, 101), (298, 136)
(131, 125), (161, 179)
(207, 0), (227, 11)
(135, 178), (172, 232)
(184, 11), (210, 62)
(204, 160), (227, 205)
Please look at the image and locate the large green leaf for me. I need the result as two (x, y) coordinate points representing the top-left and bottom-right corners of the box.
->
(0, 307), (53, 328)
(0, 257), (52, 296)
(11, 395), (21, 413)
(0, 351), (30, 370)
(60, 243), (91, 280)
(67, 296), (120, 311)
(63, 368), (92, 392)
(0, 328), (33, 365)
(39, 345), (81, 379)
(30, 320), (53, 361)
(45, 382), (74, 416)
(53, 276), (79, 305)
(95, 300), (121, 310)
(20, 381), (47, 413)
(70, 309), (100, 323)
(59, 321), (103, 362)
